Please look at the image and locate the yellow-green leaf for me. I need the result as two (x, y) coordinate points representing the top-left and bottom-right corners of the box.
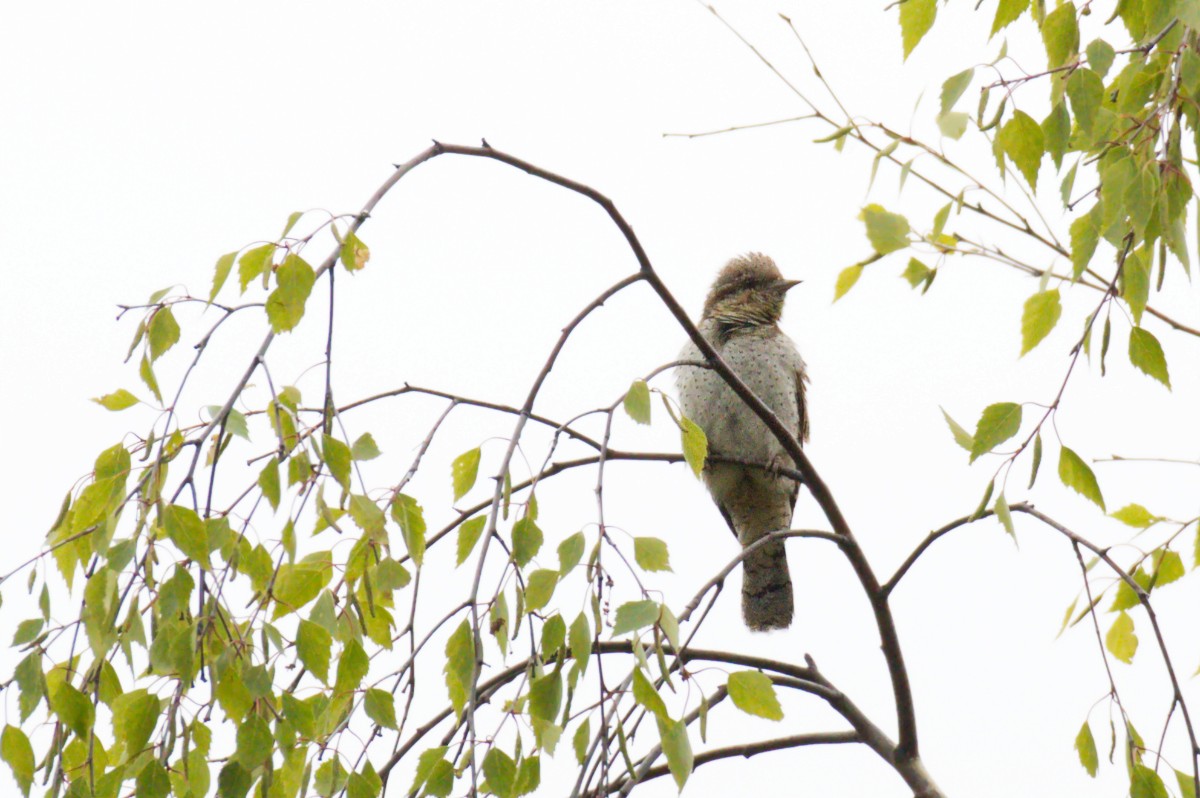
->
(1067, 68), (1103, 133)
(1106, 611), (1137, 663)
(391, 494), (426, 567)
(969, 402), (1022, 462)
(624, 380), (651, 425)
(901, 257), (932, 289)
(680, 416), (707, 477)
(1111, 504), (1156, 528)
(524, 569), (558, 612)
(296, 619), (332, 684)
(558, 531), (585, 576)
(1020, 289), (1061, 355)
(611, 600), (659, 637)
(994, 492), (1015, 541)
(633, 537), (672, 572)
(163, 505), (210, 570)
(237, 243), (275, 293)
(364, 688), (397, 730)
(451, 447), (481, 501)
(899, 0), (937, 59)
(92, 389), (140, 411)
(1075, 720), (1098, 777)
(456, 516), (486, 567)
(1123, 248), (1150, 324)
(512, 517), (543, 568)
(998, 111), (1044, 190)
(940, 407), (974, 451)
(1069, 208), (1100, 279)
(859, 204), (911, 255)
(351, 432), (381, 461)
(1086, 38), (1115, 77)
(658, 716), (693, 790)
(1041, 2), (1079, 68)
(727, 670), (784, 721)
(148, 307), (180, 362)
(834, 264), (863, 300)
(323, 434), (352, 491)
(209, 251), (237, 303)
(340, 231), (370, 273)
(632, 667), (669, 721)
(1, 725), (34, 796)
(443, 619), (474, 716)
(257, 457), (281, 511)
(1058, 446), (1105, 510)
(1129, 327), (1170, 388)
(992, 0), (1030, 36)
(940, 68), (974, 115)
(266, 254), (316, 333)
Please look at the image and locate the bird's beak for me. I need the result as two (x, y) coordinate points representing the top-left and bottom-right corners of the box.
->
(778, 279), (803, 292)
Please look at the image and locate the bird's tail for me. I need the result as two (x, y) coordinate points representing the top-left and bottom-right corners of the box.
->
(741, 532), (793, 631)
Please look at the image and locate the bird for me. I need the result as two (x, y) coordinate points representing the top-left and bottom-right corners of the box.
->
(675, 253), (808, 631)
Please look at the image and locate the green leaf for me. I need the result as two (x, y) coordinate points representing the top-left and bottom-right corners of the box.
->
(833, 264), (863, 300)
(994, 493), (1016, 541)
(237, 243), (275, 292)
(727, 670), (784, 720)
(624, 380), (651, 425)
(569, 613), (592, 673)
(529, 668), (562, 724)
(1041, 2), (1079, 68)
(557, 531), (585, 576)
(390, 493), (426, 567)
(365, 688), (398, 730)
(351, 432), (381, 461)
(482, 748), (516, 798)
(267, 254), (317, 333)
(1075, 720), (1098, 777)
(444, 619), (475, 716)
(148, 306), (180, 362)
(632, 667), (669, 721)
(233, 715), (272, 767)
(91, 389), (139, 411)
(899, 0), (937, 59)
(163, 505), (211, 570)
(611, 600), (659, 636)
(258, 456), (281, 511)
(633, 537), (672, 572)
(456, 516), (487, 567)
(1123, 248), (1150, 325)
(1153, 549), (1185, 587)
(1086, 38), (1115, 77)
(1132, 764), (1169, 798)
(111, 688), (160, 759)
(658, 716), (694, 791)
(1111, 504), (1156, 528)
(540, 614), (566, 654)
(1070, 208), (1100, 279)
(513, 517), (543, 568)
(1106, 610), (1137, 663)
(901, 258), (932, 289)
(680, 416), (707, 477)
(272, 552), (333, 618)
(49, 683), (93, 738)
(451, 447), (481, 501)
(140, 353), (163, 403)
(1020, 289), (1062, 355)
(969, 402), (1022, 462)
(940, 68), (974, 115)
(573, 719), (591, 765)
(1, 725), (34, 797)
(137, 759), (172, 798)
(524, 569), (558, 612)
(296, 619), (332, 684)
(997, 111), (1044, 190)
(218, 762), (252, 798)
(11, 618), (43, 647)
(340, 231), (370, 272)
(1129, 327), (1171, 388)
(937, 111), (969, 140)
(940, 407), (974, 451)
(209, 251), (237, 303)
(1058, 446), (1106, 510)
(321, 434), (352, 492)
(335, 639), (369, 694)
(1041, 104), (1069, 169)
(1067, 68), (1103, 133)
(991, 0), (1030, 36)
(859, 204), (911, 255)
(1176, 768), (1198, 798)
(409, 747), (449, 795)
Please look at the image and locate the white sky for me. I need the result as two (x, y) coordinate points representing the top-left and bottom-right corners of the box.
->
(3, 2), (1199, 797)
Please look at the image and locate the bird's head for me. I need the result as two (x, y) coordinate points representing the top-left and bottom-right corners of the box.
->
(701, 253), (801, 327)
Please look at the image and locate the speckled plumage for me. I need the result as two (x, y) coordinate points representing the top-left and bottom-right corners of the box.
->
(676, 253), (807, 632)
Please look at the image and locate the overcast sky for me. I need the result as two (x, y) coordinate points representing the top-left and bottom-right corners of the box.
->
(3, 3), (1198, 796)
